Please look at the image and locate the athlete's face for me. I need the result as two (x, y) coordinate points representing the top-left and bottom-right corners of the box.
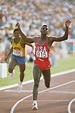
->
(40, 25), (49, 35)
(14, 30), (20, 38)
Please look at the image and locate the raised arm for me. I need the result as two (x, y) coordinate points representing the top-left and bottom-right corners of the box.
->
(16, 23), (35, 43)
(49, 20), (71, 44)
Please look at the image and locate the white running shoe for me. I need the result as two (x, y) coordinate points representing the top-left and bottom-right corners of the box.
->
(32, 101), (38, 110)
(18, 82), (22, 93)
(9, 70), (15, 79)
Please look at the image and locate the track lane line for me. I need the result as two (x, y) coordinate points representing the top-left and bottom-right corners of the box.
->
(0, 69), (75, 90)
(68, 98), (75, 113)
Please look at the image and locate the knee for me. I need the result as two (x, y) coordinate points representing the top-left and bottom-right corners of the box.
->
(8, 68), (12, 73)
(34, 82), (39, 88)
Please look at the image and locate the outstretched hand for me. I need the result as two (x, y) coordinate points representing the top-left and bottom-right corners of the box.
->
(65, 20), (71, 27)
(16, 23), (20, 29)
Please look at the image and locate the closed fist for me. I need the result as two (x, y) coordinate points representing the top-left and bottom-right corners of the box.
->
(65, 20), (71, 27)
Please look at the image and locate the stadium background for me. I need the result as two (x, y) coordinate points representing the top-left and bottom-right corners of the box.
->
(0, 0), (75, 87)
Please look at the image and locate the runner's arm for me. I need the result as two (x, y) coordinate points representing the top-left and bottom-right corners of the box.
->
(49, 20), (71, 44)
(5, 47), (13, 61)
(16, 23), (35, 43)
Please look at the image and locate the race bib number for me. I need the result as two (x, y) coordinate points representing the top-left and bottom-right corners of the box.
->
(36, 46), (48, 58)
(13, 49), (22, 56)
(36, 51), (47, 58)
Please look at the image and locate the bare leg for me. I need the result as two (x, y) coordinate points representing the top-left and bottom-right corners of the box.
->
(32, 64), (41, 110)
(19, 64), (25, 82)
(8, 58), (17, 79)
(42, 68), (51, 88)
(33, 64), (41, 100)
(8, 58), (17, 73)
(18, 64), (25, 92)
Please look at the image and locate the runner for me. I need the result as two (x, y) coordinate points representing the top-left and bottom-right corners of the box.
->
(5, 28), (33, 92)
(16, 20), (71, 109)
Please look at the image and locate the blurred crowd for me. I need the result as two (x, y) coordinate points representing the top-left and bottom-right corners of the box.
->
(0, 0), (75, 65)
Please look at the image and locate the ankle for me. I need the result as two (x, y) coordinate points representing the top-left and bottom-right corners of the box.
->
(19, 81), (22, 84)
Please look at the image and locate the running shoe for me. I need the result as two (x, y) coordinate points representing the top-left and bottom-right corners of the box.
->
(32, 102), (38, 110)
(18, 82), (22, 93)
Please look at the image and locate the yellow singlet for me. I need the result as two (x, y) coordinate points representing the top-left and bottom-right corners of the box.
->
(11, 37), (25, 57)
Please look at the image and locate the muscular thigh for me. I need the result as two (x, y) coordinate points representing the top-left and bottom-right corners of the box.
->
(8, 58), (18, 71)
(42, 69), (51, 83)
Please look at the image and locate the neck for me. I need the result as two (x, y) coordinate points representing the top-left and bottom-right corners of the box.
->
(14, 37), (20, 41)
(41, 34), (47, 39)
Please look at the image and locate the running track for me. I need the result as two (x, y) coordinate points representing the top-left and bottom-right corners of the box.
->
(0, 69), (75, 113)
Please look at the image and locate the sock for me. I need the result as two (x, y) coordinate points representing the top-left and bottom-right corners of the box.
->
(33, 100), (37, 104)
(19, 81), (22, 85)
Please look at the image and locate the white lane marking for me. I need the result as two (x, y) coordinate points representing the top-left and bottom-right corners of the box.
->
(4, 89), (75, 94)
(10, 80), (75, 113)
(48, 90), (75, 94)
(4, 90), (32, 93)
(0, 69), (75, 90)
(68, 98), (75, 113)
(10, 94), (33, 113)
(0, 99), (69, 103)
(0, 80), (34, 90)
(52, 69), (75, 77)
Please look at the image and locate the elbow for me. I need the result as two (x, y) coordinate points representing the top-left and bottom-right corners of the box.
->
(65, 36), (68, 40)
(63, 36), (68, 40)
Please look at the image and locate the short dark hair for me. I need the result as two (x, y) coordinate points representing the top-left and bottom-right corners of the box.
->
(42, 25), (47, 27)
(13, 28), (18, 33)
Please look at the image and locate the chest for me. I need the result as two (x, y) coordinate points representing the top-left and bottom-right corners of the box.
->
(12, 39), (25, 48)
(36, 45), (47, 52)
